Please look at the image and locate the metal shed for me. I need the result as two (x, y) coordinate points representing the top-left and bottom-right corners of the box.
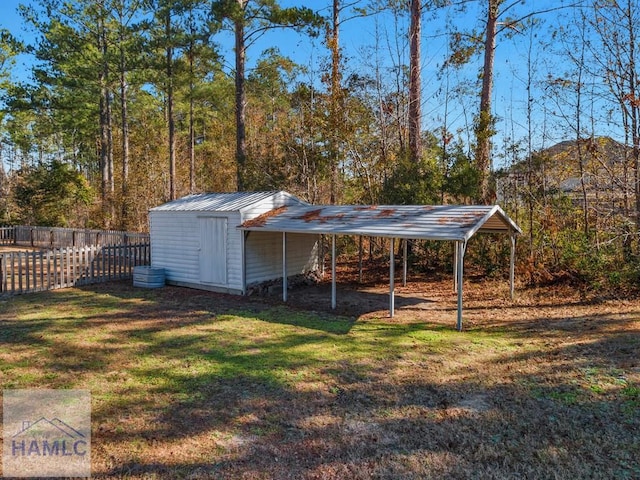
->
(239, 203), (522, 330)
(149, 191), (319, 294)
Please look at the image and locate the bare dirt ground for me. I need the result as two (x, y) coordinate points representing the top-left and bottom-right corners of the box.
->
(281, 264), (592, 324)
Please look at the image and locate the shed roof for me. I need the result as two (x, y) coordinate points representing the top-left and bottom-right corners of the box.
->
(150, 191), (305, 213)
(240, 204), (521, 241)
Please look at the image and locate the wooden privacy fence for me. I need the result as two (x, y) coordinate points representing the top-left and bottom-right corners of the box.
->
(0, 243), (150, 296)
(0, 226), (149, 248)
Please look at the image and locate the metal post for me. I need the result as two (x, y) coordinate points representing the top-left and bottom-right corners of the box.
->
(241, 231), (248, 295)
(282, 232), (288, 302)
(510, 233), (516, 301)
(456, 241), (466, 331)
(320, 234), (325, 278)
(318, 234), (324, 278)
(453, 241), (458, 292)
(331, 234), (337, 309)
(358, 235), (363, 283)
(390, 237), (395, 317)
(402, 238), (408, 287)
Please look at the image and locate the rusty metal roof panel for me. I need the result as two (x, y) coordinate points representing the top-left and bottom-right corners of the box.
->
(240, 204), (521, 241)
(150, 191), (307, 212)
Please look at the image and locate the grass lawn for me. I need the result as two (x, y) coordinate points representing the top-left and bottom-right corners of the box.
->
(0, 279), (638, 479)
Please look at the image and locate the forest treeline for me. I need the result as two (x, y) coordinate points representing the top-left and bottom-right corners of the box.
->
(0, 0), (639, 292)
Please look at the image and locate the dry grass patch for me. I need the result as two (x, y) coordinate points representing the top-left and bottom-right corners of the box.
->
(0, 279), (638, 479)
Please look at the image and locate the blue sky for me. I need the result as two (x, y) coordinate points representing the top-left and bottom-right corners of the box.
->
(0, 0), (612, 166)
(0, 0), (24, 32)
(0, 0), (38, 81)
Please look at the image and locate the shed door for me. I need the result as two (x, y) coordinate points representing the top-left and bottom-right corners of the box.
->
(199, 217), (227, 285)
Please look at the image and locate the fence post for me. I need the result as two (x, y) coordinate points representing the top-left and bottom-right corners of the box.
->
(53, 249), (58, 288)
(108, 245), (112, 281)
(46, 250), (51, 290)
(118, 245), (123, 278)
(10, 253), (15, 294)
(101, 245), (106, 282)
(89, 245), (95, 283)
(38, 250), (46, 290)
(66, 248), (71, 288)
(70, 246), (75, 286)
(25, 251), (30, 292)
(18, 252), (23, 293)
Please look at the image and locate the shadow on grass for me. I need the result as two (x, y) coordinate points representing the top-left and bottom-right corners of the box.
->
(1, 280), (639, 478)
(286, 282), (435, 318)
(239, 305), (356, 334)
(94, 370), (640, 479)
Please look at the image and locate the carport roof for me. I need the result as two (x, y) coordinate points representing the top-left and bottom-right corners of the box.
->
(239, 204), (521, 241)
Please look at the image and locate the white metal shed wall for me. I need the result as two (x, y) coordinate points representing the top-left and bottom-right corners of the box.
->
(150, 210), (245, 293)
(150, 210), (200, 285)
(245, 232), (319, 285)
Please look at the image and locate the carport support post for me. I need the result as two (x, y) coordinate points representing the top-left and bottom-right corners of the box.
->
(358, 235), (363, 283)
(456, 241), (467, 331)
(320, 234), (325, 277)
(331, 234), (337, 309)
(402, 238), (408, 287)
(453, 242), (459, 292)
(510, 233), (516, 301)
(282, 232), (288, 302)
(390, 237), (395, 317)
(241, 231), (248, 295)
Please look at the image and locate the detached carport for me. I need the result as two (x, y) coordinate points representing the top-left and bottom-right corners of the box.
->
(240, 204), (522, 330)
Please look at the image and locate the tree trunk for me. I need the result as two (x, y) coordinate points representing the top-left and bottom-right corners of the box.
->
(98, 8), (113, 215)
(476, 0), (499, 203)
(408, 0), (421, 164)
(189, 45), (196, 194)
(188, 6), (196, 194)
(119, 35), (130, 228)
(575, 29), (589, 235)
(234, 0), (247, 191)
(627, 0), (640, 232)
(329, 0), (341, 203)
(99, 84), (109, 203)
(166, 10), (176, 200)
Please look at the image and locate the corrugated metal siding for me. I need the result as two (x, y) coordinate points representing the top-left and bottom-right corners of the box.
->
(151, 210), (246, 291)
(226, 224), (244, 290)
(245, 232), (319, 285)
(477, 214), (512, 233)
(150, 211), (201, 284)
